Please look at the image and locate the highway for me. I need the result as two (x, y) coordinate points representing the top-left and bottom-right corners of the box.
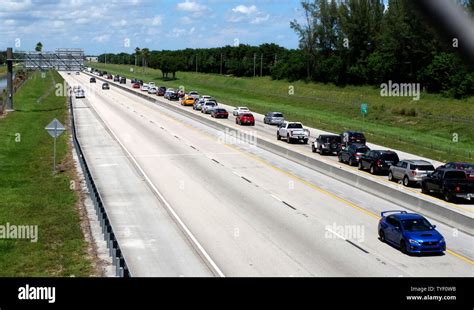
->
(100, 74), (474, 215)
(62, 72), (474, 276)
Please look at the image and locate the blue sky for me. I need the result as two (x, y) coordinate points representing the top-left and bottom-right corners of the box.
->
(0, 0), (307, 55)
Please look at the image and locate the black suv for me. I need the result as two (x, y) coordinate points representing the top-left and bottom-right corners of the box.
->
(312, 134), (342, 155)
(89, 77), (96, 83)
(120, 77), (126, 84)
(358, 150), (399, 174)
(113, 75), (120, 82)
(338, 143), (370, 166)
(341, 131), (366, 147)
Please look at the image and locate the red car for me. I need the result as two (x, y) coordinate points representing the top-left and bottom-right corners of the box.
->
(132, 82), (140, 89)
(441, 162), (474, 181)
(236, 113), (255, 126)
(211, 108), (229, 119)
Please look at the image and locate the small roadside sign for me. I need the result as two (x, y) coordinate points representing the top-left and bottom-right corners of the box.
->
(45, 118), (65, 138)
(45, 118), (66, 173)
(361, 103), (368, 115)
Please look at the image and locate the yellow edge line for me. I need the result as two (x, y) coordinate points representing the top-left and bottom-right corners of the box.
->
(446, 249), (474, 265)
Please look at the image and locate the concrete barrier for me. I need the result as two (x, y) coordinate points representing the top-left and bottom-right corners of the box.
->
(87, 72), (474, 236)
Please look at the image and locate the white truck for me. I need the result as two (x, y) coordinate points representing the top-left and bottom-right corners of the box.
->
(277, 122), (310, 144)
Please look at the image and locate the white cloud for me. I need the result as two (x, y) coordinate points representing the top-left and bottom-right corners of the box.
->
(93, 34), (110, 43)
(176, 1), (206, 13)
(3, 0), (32, 12)
(151, 16), (162, 26)
(232, 5), (257, 15)
(251, 14), (270, 24)
(53, 20), (65, 28)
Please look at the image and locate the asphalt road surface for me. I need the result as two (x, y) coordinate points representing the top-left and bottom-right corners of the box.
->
(62, 72), (474, 277)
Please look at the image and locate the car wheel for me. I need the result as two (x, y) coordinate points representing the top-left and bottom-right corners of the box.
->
(388, 171), (394, 182)
(400, 240), (408, 254)
(235, 119), (238, 124)
(403, 176), (410, 187)
(311, 145), (316, 153)
(421, 183), (428, 194)
(358, 162), (363, 170)
(349, 158), (354, 166)
(370, 165), (376, 174)
(287, 135), (291, 144)
(303, 139), (308, 144)
(338, 155), (343, 163)
(444, 190), (455, 203)
(379, 230), (385, 242)
(277, 133), (281, 141)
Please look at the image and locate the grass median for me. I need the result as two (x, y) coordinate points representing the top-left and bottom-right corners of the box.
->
(90, 62), (474, 163)
(0, 71), (93, 276)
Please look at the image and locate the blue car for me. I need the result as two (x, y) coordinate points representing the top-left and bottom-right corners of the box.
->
(378, 211), (446, 254)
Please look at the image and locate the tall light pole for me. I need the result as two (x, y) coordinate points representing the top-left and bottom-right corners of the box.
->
(253, 53), (256, 77)
(220, 53), (223, 75)
(260, 54), (263, 77)
(6, 48), (13, 111)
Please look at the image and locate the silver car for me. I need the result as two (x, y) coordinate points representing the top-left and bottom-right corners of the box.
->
(201, 100), (218, 114)
(263, 112), (284, 125)
(389, 159), (435, 187)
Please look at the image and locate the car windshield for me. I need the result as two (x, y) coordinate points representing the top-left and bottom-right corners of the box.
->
(412, 164), (435, 170)
(401, 218), (433, 232)
(356, 147), (369, 153)
(444, 171), (467, 179)
(323, 136), (341, 143)
(273, 113), (283, 117)
(288, 123), (303, 129)
(381, 153), (399, 161)
(351, 133), (365, 139)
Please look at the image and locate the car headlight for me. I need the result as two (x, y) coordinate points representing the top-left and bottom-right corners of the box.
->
(439, 238), (445, 244)
(409, 239), (421, 245)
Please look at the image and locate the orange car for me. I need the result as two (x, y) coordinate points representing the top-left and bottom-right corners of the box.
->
(181, 95), (196, 106)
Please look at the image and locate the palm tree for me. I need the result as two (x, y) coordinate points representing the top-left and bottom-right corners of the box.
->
(135, 47), (141, 67)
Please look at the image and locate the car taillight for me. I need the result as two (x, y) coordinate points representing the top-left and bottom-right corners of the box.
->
(455, 185), (461, 192)
(377, 160), (382, 167)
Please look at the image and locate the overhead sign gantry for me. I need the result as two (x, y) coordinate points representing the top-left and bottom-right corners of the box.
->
(4, 47), (84, 111)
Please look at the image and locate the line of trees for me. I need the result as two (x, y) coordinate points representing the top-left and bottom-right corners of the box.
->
(97, 0), (473, 98)
(98, 43), (287, 79)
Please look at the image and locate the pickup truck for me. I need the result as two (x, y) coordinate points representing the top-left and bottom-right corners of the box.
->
(421, 169), (474, 202)
(277, 122), (310, 144)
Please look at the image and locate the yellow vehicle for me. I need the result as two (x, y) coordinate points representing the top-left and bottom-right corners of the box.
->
(181, 95), (196, 106)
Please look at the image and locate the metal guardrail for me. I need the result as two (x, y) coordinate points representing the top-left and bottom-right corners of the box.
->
(68, 90), (130, 277)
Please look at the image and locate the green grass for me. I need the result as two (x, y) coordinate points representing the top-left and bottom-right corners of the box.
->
(90, 62), (474, 163)
(0, 65), (7, 76)
(0, 71), (94, 276)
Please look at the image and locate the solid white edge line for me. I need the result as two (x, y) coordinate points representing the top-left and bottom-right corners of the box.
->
(72, 74), (225, 278)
